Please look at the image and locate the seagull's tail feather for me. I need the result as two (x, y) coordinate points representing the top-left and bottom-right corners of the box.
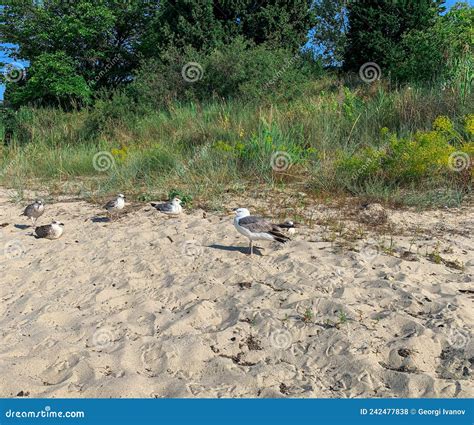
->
(277, 221), (296, 229)
(269, 228), (291, 244)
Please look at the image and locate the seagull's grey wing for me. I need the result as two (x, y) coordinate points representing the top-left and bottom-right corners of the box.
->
(153, 202), (173, 212)
(104, 199), (117, 209)
(238, 216), (273, 233)
(35, 224), (52, 238)
(239, 216), (290, 242)
(23, 204), (34, 217)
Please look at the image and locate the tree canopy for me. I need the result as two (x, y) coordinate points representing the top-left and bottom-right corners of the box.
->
(1, 0), (472, 108)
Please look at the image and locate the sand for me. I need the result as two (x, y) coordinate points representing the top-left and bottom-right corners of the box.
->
(0, 188), (472, 398)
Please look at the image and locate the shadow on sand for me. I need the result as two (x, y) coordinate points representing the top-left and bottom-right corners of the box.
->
(207, 244), (263, 256)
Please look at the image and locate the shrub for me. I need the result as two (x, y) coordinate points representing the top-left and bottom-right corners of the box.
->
(128, 38), (323, 108)
(337, 115), (473, 187)
(6, 52), (91, 108)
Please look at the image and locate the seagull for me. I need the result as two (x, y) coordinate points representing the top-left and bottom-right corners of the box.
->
(233, 208), (294, 255)
(151, 197), (182, 216)
(278, 220), (297, 236)
(21, 200), (45, 225)
(35, 220), (64, 239)
(104, 194), (125, 220)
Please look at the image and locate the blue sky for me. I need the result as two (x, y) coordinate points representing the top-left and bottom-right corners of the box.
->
(0, 0), (470, 101)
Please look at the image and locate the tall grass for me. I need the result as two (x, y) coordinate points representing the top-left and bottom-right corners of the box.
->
(1, 76), (472, 208)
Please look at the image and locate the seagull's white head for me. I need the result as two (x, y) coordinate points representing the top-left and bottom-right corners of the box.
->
(35, 199), (44, 205)
(52, 220), (64, 227)
(234, 208), (250, 218)
(118, 194), (125, 199)
(172, 197), (182, 204)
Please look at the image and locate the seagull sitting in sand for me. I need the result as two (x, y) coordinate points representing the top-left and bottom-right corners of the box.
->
(233, 208), (294, 255)
(21, 199), (45, 225)
(35, 220), (64, 239)
(104, 194), (125, 220)
(151, 197), (182, 216)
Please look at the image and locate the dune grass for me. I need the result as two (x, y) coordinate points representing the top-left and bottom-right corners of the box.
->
(1, 77), (472, 209)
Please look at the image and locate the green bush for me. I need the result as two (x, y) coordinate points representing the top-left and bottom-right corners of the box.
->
(128, 38), (323, 108)
(7, 52), (91, 108)
(337, 115), (473, 187)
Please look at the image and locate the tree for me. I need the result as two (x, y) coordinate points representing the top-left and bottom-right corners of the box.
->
(397, 2), (474, 85)
(1, 0), (315, 107)
(145, 0), (314, 55)
(311, 0), (348, 66)
(236, 0), (315, 52)
(1, 0), (159, 90)
(7, 52), (91, 108)
(343, 0), (445, 77)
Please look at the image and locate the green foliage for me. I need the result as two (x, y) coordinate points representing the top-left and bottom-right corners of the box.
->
(2, 0), (314, 108)
(396, 3), (474, 85)
(2, 80), (471, 207)
(168, 189), (193, 207)
(311, 0), (348, 65)
(1, 0), (157, 94)
(343, 0), (444, 77)
(337, 115), (473, 187)
(7, 52), (91, 108)
(130, 38), (322, 109)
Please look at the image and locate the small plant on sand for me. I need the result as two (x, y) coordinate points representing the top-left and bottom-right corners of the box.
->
(302, 308), (314, 324)
(337, 311), (348, 325)
(428, 242), (442, 264)
(168, 189), (193, 207)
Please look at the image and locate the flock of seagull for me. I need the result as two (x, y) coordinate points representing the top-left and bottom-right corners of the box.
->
(20, 194), (295, 255)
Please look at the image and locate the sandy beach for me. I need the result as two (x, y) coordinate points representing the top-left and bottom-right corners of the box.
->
(0, 189), (472, 398)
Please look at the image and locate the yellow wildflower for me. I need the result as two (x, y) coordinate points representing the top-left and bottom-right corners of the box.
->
(464, 114), (474, 136)
(433, 116), (454, 133)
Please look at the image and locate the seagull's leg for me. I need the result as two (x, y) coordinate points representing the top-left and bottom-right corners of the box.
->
(30, 217), (34, 226)
(249, 240), (253, 255)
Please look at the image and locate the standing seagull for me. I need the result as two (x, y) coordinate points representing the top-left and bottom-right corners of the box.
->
(151, 197), (182, 216)
(35, 220), (64, 240)
(21, 199), (45, 225)
(233, 208), (293, 255)
(104, 194), (125, 220)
